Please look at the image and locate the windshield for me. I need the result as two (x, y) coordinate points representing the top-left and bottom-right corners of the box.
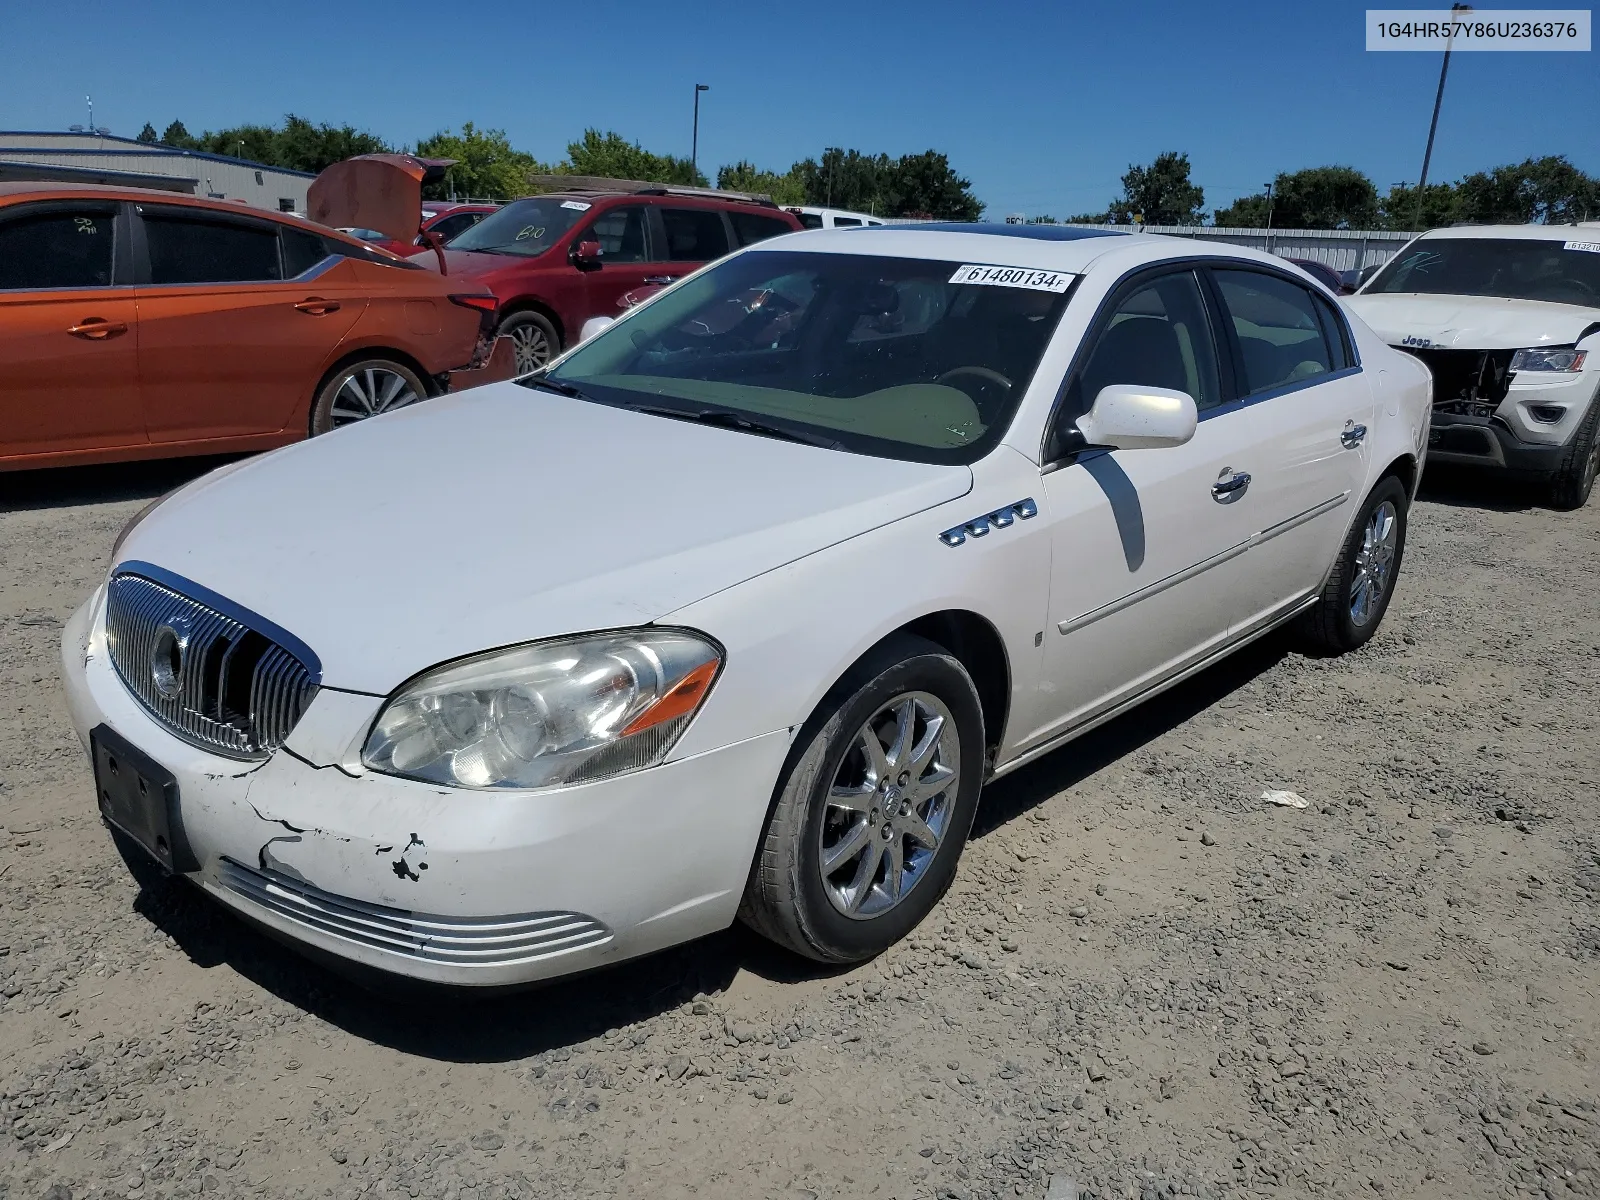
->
(1366, 238), (1600, 306)
(539, 250), (1074, 464)
(445, 197), (591, 257)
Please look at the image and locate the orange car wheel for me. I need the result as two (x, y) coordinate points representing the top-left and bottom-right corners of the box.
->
(311, 359), (430, 436)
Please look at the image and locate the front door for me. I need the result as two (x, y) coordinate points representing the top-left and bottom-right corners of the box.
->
(1207, 268), (1376, 631)
(134, 205), (365, 443)
(0, 200), (144, 459)
(1019, 267), (1262, 751)
(575, 203), (657, 325)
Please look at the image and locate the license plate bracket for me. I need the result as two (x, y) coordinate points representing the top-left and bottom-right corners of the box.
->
(92, 724), (198, 873)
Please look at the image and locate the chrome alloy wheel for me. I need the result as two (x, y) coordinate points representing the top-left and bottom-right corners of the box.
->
(1349, 499), (1399, 627)
(329, 367), (423, 427)
(818, 692), (961, 920)
(508, 321), (552, 373)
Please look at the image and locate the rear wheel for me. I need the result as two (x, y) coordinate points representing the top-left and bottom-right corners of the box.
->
(739, 635), (984, 964)
(1296, 476), (1409, 654)
(498, 310), (560, 375)
(310, 359), (429, 435)
(1547, 390), (1600, 511)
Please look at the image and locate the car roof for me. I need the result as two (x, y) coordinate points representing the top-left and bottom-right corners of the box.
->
(1417, 223), (1600, 242)
(745, 222), (1296, 277)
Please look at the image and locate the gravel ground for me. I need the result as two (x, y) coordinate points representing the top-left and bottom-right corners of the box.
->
(1, 458), (1597, 1200)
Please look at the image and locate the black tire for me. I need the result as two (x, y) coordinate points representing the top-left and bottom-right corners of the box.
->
(1547, 389), (1600, 511)
(1296, 476), (1409, 655)
(497, 310), (560, 375)
(739, 634), (985, 964)
(310, 358), (430, 436)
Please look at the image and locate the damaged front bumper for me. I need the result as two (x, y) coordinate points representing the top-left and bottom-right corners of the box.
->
(60, 589), (787, 987)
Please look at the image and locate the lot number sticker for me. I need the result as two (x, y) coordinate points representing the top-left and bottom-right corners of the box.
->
(949, 264), (1073, 292)
(561, 200), (593, 211)
(1564, 240), (1600, 254)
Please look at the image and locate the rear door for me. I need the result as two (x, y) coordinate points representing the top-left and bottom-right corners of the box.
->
(0, 199), (144, 459)
(573, 202), (656, 324)
(133, 204), (366, 443)
(651, 203), (735, 287)
(1206, 268), (1375, 629)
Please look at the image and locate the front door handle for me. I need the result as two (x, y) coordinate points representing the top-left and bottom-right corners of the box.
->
(67, 318), (128, 340)
(1211, 468), (1251, 504)
(293, 298), (341, 315)
(1341, 422), (1368, 449)
(642, 275), (679, 286)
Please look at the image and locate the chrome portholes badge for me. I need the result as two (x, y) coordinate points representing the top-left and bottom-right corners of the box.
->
(939, 497), (1037, 547)
(151, 614), (192, 699)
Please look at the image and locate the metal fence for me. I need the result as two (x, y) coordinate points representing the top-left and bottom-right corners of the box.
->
(1057, 224), (1417, 271)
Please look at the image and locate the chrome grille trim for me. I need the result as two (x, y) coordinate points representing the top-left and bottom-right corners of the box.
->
(217, 859), (614, 966)
(105, 563), (320, 760)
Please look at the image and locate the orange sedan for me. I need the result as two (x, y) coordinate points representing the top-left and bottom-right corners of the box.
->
(0, 183), (503, 472)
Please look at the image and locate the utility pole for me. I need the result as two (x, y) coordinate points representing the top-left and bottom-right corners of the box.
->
(691, 84), (710, 177)
(1263, 181), (1276, 252)
(1415, 1), (1472, 231)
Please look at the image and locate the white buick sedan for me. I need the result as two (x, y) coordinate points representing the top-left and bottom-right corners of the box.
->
(61, 224), (1431, 986)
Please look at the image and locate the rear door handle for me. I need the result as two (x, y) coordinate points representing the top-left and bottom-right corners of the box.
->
(67, 319), (128, 340)
(293, 298), (341, 315)
(1341, 422), (1368, 448)
(642, 276), (679, 285)
(1211, 469), (1251, 503)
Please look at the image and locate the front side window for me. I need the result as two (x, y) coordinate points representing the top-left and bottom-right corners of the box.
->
(833, 216), (863, 228)
(1366, 237), (1600, 306)
(659, 207), (730, 262)
(541, 250), (1072, 464)
(445, 197), (590, 258)
(1071, 270), (1222, 416)
(0, 208), (116, 290)
(1213, 269), (1333, 395)
(583, 205), (649, 263)
(428, 211), (486, 242)
(145, 214), (281, 284)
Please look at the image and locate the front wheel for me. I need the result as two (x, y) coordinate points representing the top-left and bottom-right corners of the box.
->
(1296, 476), (1409, 654)
(739, 635), (985, 964)
(498, 311), (560, 375)
(1547, 390), (1600, 511)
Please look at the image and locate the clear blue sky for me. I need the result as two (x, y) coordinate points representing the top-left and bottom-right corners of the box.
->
(3, 0), (1595, 218)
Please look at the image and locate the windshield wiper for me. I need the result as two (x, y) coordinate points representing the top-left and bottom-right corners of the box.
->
(520, 376), (593, 400)
(623, 403), (842, 450)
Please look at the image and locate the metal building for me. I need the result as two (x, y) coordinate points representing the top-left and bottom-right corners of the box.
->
(0, 131), (314, 212)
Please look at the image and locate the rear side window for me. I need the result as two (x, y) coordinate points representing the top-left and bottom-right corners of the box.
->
(0, 208), (115, 289)
(659, 207), (730, 262)
(730, 211), (795, 247)
(1212, 270), (1334, 395)
(282, 228), (332, 278)
(145, 214), (282, 284)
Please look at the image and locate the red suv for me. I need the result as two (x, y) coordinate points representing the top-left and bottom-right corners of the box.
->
(420, 186), (803, 372)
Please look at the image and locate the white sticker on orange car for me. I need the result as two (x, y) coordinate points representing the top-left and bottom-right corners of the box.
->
(561, 200), (593, 211)
(1564, 240), (1600, 254)
(948, 264), (1073, 292)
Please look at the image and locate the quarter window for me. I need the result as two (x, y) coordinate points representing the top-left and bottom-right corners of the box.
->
(145, 214), (282, 284)
(582, 205), (648, 263)
(659, 207), (730, 262)
(1213, 270), (1334, 394)
(0, 208), (115, 290)
(1072, 270), (1222, 415)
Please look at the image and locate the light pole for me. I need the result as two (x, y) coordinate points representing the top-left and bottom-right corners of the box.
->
(691, 84), (710, 178)
(1263, 181), (1276, 252)
(1415, 2), (1472, 230)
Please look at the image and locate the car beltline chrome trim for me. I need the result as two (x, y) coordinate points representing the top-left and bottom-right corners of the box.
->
(1054, 492), (1348, 635)
(992, 590), (1319, 781)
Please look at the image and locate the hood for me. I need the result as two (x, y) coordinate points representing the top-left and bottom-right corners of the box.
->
(120, 385), (972, 694)
(1345, 292), (1600, 350)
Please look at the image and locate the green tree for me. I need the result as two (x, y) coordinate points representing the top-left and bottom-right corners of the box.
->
(159, 121), (198, 149)
(1215, 166), (1378, 229)
(415, 123), (543, 200)
(1378, 181), (1461, 231)
(892, 150), (983, 221)
(136, 122), (158, 144)
(789, 147), (982, 219)
(1106, 152), (1205, 225)
(558, 129), (706, 187)
(271, 114), (389, 173)
(1456, 156), (1596, 224)
(716, 159), (805, 205)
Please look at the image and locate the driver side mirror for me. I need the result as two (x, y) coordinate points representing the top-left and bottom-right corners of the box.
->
(1075, 384), (1197, 450)
(572, 239), (603, 268)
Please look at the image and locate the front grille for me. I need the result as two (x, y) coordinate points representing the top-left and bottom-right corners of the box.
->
(217, 859), (614, 966)
(106, 570), (318, 759)
(1396, 346), (1515, 409)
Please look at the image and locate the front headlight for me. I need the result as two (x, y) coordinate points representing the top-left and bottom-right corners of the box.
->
(1510, 348), (1587, 372)
(362, 630), (722, 790)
